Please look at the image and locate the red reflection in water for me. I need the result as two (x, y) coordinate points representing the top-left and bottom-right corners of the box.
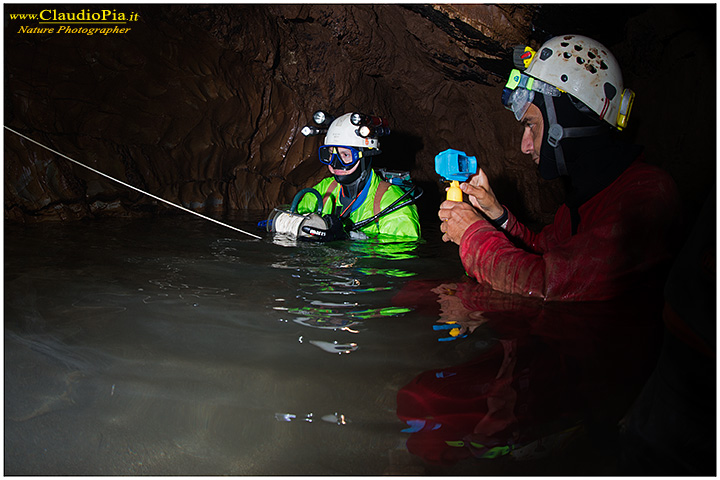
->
(395, 279), (664, 466)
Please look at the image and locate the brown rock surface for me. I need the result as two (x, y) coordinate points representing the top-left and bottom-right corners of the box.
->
(4, 5), (714, 228)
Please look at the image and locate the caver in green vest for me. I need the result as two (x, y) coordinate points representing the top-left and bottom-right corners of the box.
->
(296, 170), (421, 240)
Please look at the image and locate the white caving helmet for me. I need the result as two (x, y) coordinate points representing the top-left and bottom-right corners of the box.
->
(324, 113), (381, 150)
(522, 35), (634, 130)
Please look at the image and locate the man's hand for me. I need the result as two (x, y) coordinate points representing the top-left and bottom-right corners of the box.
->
(462, 169), (504, 221)
(438, 200), (484, 245)
(300, 214), (347, 242)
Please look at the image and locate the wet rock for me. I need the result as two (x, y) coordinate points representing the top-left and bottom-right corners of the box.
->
(4, 4), (714, 227)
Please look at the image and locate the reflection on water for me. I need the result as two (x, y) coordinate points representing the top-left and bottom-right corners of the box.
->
(395, 280), (666, 472)
(4, 214), (668, 475)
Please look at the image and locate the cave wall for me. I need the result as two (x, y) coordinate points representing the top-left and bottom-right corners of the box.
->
(4, 4), (715, 229)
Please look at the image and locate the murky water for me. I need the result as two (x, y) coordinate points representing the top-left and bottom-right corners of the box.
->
(4, 212), (663, 475)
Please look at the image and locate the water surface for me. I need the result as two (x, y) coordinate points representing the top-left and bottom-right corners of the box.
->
(4, 213), (662, 475)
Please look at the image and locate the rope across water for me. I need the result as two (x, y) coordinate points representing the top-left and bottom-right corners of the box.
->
(4, 126), (262, 239)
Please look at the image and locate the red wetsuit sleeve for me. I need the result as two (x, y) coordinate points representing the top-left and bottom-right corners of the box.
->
(458, 162), (680, 301)
(459, 217), (548, 299)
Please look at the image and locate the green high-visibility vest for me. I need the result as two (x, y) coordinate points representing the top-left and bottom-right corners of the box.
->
(296, 170), (421, 240)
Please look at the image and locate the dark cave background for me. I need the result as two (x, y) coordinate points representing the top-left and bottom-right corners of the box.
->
(4, 4), (716, 235)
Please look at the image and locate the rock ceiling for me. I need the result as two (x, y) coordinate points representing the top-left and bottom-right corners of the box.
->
(4, 4), (714, 227)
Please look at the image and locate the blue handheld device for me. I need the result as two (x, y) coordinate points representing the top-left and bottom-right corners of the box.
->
(434, 149), (477, 181)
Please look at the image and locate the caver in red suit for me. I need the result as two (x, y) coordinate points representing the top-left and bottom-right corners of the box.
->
(459, 155), (681, 301)
(445, 36), (682, 301)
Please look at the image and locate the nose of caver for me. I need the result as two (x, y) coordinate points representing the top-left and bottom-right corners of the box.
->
(521, 128), (535, 156)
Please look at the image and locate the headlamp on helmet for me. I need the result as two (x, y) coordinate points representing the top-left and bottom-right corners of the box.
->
(350, 113), (388, 128)
(513, 45), (536, 70)
(358, 124), (391, 138)
(501, 68), (562, 121)
(349, 112), (390, 140)
(301, 110), (336, 137)
(312, 110), (335, 126)
(301, 125), (325, 137)
(616, 89), (635, 130)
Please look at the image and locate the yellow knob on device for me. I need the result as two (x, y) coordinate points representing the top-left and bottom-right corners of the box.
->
(446, 180), (463, 202)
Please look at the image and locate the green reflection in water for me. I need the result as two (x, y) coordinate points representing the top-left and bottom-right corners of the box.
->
(283, 305), (412, 320)
(345, 238), (423, 260)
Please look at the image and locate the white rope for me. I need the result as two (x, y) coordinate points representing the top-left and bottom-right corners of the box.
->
(4, 126), (262, 240)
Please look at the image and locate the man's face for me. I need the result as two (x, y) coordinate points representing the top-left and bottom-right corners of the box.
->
(327, 147), (359, 177)
(520, 103), (544, 166)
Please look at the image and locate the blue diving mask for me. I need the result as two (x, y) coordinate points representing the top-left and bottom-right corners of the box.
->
(318, 145), (363, 169)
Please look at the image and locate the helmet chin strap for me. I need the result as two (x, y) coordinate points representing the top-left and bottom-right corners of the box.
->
(543, 93), (607, 177)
